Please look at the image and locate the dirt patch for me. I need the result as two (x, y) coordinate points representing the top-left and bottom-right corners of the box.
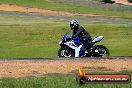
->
(0, 4), (73, 16)
(0, 58), (132, 78)
(0, 4), (115, 17)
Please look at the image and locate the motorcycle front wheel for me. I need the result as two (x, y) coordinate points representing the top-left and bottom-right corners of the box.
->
(58, 47), (75, 57)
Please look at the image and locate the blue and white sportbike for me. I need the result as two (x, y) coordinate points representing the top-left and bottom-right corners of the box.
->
(58, 33), (110, 57)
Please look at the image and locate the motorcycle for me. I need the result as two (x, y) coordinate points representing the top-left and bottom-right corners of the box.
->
(58, 33), (110, 57)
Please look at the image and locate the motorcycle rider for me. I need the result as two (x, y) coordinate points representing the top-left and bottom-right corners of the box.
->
(70, 19), (94, 56)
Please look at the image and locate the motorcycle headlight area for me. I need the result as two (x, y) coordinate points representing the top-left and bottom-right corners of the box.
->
(59, 40), (62, 44)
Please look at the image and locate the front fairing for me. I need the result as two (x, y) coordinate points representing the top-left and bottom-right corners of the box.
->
(59, 33), (83, 48)
(59, 33), (70, 45)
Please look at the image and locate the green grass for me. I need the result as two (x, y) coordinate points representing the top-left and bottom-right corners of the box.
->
(0, 62), (132, 88)
(0, 0), (131, 19)
(0, 14), (131, 58)
(0, 14), (70, 58)
(0, 70), (132, 88)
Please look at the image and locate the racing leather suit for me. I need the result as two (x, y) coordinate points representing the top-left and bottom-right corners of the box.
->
(72, 25), (93, 52)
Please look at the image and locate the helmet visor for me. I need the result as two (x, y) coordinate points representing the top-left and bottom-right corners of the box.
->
(70, 24), (74, 28)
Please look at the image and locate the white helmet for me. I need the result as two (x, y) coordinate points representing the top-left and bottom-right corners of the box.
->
(70, 20), (79, 29)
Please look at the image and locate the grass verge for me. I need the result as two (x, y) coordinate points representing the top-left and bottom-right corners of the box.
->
(0, 14), (131, 58)
(0, 70), (132, 88)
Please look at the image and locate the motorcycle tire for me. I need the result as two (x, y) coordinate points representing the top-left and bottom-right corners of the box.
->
(58, 47), (75, 57)
(94, 45), (110, 57)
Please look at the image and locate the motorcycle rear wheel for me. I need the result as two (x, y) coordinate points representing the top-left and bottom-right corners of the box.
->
(94, 45), (110, 57)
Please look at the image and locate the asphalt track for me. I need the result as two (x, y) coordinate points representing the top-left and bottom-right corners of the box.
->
(0, 10), (132, 24)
